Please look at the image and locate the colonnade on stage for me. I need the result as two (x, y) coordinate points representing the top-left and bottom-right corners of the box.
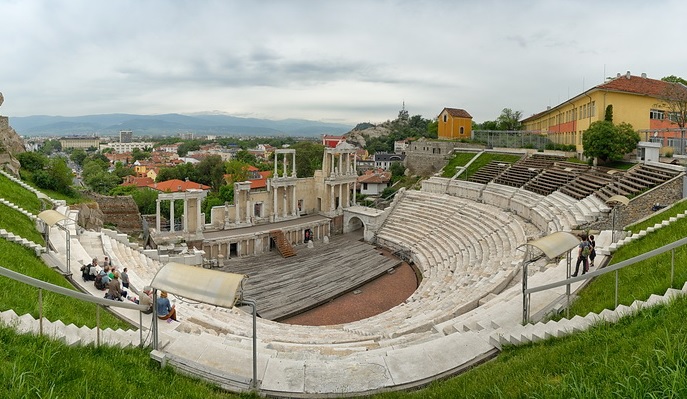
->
(155, 190), (207, 237)
(203, 221), (330, 261)
(271, 149), (299, 222)
(322, 145), (358, 213)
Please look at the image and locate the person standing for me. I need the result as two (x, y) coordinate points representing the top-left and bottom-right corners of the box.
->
(121, 267), (130, 289)
(588, 235), (597, 268)
(571, 235), (590, 277)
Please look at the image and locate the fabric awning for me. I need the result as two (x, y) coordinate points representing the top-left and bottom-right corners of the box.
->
(150, 262), (247, 308)
(519, 231), (580, 260)
(37, 210), (68, 226)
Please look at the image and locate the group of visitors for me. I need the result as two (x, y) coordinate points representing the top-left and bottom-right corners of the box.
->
(79, 257), (131, 302)
(79, 257), (177, 321)
(572, 234), (596, 277)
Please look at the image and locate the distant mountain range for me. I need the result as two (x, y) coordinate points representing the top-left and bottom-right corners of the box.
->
(8, 113), (352, 138)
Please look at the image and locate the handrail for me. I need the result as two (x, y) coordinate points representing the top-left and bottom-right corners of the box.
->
(0, 265), (148, 311)
(522, 235), (687, 323)
(526, 236), (687, 295)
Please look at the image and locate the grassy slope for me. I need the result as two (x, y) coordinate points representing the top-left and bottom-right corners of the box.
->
(625, 198), (687, 234)
(0, 325), (252, 399)
(0, 203), (44, 245)
(441, 152), (522, 179)
(0, 173), (42, 214)
(569, 214), (687, 317)
(0, 239), (128, 330)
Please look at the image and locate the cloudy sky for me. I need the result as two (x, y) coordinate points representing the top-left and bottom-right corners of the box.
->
(1, 0), (686, 126)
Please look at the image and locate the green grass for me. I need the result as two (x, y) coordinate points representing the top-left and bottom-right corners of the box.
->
(625, 198), (687, 234)
(0, 204), (44, 245)
(567, 215), (687, 318)
(441, 152), (523, 179)
(461, 152), (522, 179)
(0, 325), (254, 399)
(441, 152), (478, 178)
(0, 239), (128, 330)
(375, 296), (687, 398)
(0, 173), (42, 214)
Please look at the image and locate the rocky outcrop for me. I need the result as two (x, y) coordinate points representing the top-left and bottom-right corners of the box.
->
(74, 202), (105, 231)
(0, 93), (25, 176)
(345, 125), (391, 148)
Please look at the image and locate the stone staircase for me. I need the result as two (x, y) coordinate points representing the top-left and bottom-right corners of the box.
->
(0, 308), (145, 348)
(0, 228), (45, 255)
(488, 284), (687, 349)
(269, 230), (296, 258)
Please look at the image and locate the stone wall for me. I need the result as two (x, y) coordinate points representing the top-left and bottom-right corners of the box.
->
(91, 194), (142, 233)
(585, 175), (685, 230)
(405, 138), (485, 176)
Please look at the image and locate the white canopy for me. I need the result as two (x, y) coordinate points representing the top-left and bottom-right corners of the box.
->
(37, 210), (68, 226)
(150, 262), (247, 308)
(520, 231), (580, 260)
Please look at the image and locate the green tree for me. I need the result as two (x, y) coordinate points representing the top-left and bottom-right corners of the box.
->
(235, 150), (258, 166)
(225, 160), (250, 183)
(113, 162), (135, 179)
(582, 121), (640, 163)
(16, 152), (47, 172)
(70, 148), (88, 167)
(131, 147), (151, 161)
(34, 157), (74, 195)
(177, 140), (202, 157)
(496, 108), (523, 130)
(661, 75), (687, 85)
(39, 139), (62, 155)
(196, 155), (226, 191)
(389, 161), (405, 183)
(82, 158), (120, 194)
(604, 104), (614, 122)
(292, 141), (324, 177)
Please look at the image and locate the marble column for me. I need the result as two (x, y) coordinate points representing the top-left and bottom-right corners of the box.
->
(156, 199), (161, 231)
(183, 197), (189, 233)
(235, 191), (241, 224)
(170, 199), (175, 232)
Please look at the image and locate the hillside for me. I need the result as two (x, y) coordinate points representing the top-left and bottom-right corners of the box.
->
(9, 113), (352, 138)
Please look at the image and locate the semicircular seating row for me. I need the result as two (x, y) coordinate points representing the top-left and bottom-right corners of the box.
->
(96, 188), (530, 355)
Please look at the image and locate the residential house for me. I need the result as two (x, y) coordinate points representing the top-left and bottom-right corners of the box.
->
(357, 169), (391, 196)
(374, 153), (405, 170)
(437, 108), (473, 140)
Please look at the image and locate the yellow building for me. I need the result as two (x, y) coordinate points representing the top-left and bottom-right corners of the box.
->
(522, 72), (687, 154)
(437, 108), (472, 140)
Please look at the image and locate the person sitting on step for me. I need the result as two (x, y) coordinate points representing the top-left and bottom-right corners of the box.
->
(156, 291), (177, 322)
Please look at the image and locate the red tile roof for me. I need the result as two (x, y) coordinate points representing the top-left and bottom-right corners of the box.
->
(248, 171), (271, 189)
(442, 108), (472, 118)
(596, 74), (685, 98)
(357, 169), (391, 184)
(523, 74), (687, 123)
(148, 179), (210, 192)
(121, 176), (154, 188)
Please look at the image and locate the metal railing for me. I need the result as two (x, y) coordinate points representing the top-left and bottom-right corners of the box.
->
(0, 265), (150, 347)
(523, 236), (687, 323)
